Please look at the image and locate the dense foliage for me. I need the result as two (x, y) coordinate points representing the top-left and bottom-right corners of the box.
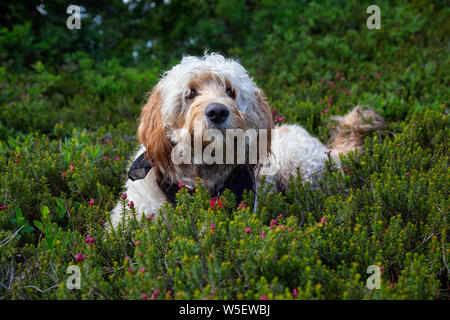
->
(0, 0), (448, 299)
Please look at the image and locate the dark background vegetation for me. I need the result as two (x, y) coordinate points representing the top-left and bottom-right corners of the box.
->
(0, 0), (448, 299)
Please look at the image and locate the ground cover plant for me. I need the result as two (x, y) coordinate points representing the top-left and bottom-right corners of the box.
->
(0, 0), (448, 299)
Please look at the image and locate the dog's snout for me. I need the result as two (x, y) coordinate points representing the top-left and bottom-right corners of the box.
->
(205, 103), (230, 124)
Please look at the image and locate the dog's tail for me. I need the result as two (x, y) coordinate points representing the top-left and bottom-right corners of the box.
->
(327, 106), (385, 158)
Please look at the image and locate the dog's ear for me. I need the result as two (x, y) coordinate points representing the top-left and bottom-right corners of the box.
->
(254, 88), (274, 157)
(137, 85), (172, 174)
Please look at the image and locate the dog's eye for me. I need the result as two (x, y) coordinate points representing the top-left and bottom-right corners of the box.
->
(226, 87), (235, 99)
(186, 89), (197, 99)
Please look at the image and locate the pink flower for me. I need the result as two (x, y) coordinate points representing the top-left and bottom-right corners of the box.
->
(115, 156), (120, 161)
(374, 73), (381, 79)
(244, 227), (252, 234)
(324, 109), (329, 114)
(152, 290), (160, 299)
(210, 197), (223, 210)
(271, 109), (277, 116)
(335, 72), (340, 79)
(328, 80), (336, 88)
(405, 172), (410, 176)
(270, 219), (278, 225)
(318, 217), (327, 227)
(210, 223), (216, 232)
(0, 205), (6, 211)
(274, 116), (284, 123)
(103, 156), (108, 160)
(277, 214), (283, 219)
(259, 230), (266, 239)
(135, 240), (141, 246)
(238, 202), (246, 210)
(75, 253), (87, 262)
(288, 226), (295, 232)
(105, 138), (111, 143)
(85, 234), (95, 244)
(88, 198), (95, 207)
(139, 267), (145, 273)
(121, 192), (127, 200)
(260, 295), (268, 300)
(293, 288), (298, 298)
(128, 201), (134, 208)
(141, 293), (148, 300)
(178, 182), (185, 188)
(146, 213), (155, 220)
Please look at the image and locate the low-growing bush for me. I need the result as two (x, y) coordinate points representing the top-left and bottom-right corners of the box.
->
(0, 107), (447, 299)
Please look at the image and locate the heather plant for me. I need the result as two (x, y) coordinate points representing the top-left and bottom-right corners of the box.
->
(0, 0), (448, 300)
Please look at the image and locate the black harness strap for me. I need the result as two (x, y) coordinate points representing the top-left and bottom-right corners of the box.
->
(128, 152), (254, 206)
(128, 152), (152, 181)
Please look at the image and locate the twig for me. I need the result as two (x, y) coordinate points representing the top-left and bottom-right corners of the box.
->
(437, 206), (450, 275)
(414, 232), (440, 251)
(0, 225), (25, 247)
(22, 285), (59, 293)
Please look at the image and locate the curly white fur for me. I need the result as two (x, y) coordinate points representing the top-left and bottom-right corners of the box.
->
(159, 53), (262, 127)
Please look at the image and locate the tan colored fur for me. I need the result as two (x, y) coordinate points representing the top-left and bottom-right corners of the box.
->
(327, 106), (385, 158)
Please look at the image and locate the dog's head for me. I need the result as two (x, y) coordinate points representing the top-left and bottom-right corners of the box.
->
(137, 53), (273, 189)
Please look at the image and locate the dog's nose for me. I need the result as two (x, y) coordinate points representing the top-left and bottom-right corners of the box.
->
(205, 103), (230, 124)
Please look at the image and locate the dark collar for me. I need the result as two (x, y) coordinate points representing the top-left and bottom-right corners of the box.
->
(128, 152), (254, 206)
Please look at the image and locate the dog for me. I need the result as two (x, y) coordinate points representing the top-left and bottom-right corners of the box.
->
(108, 53), (384, 228)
